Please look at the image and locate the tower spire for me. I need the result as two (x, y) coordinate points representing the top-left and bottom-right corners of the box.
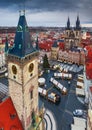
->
(35, 36), (39, 50)
(8, 11), (36, 58)
(7, 11), (39, 130)
(66, 16), (71, 30)
(76, 14), (81, 30)
(5, 34), (8, 54)
(19, 10), (25, 16)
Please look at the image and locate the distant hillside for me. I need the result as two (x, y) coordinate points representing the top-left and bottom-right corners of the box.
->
(0, 26), (64, 33)
(82, 23), (92, 27)
(0, 26), (92, 34)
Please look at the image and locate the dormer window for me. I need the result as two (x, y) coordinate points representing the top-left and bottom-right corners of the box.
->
(28, 43), (30, 48)
(19, 44), (21, 49)
(17, 25), (23, 32)
(10, 113), (16, 120)
(25, 25), (28, 32)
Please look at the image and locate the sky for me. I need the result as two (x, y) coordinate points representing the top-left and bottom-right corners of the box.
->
(0, 0), (92, 27)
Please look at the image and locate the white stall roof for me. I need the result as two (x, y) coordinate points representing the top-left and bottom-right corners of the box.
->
(76, 88), (85, 96)
(38, 77), (45, 84)
(73, 117), (86, 128)
(38, 87), (46, 95)
(71, 124), (85, 130)
(77, 81), (84, 88)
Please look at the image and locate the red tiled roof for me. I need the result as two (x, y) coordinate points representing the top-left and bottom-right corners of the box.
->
(39, 39), (54, 51)
(89, 87), (92, 93)
(58, 42), (65, 50)
(86, 32), (91, 37)
(39, 40), (65, 51)
(86, 63), (92, 79)
(0, 97), (23, 130)
(81, 39), (91, 46)
(85, 46), (92, 61)
(39, 43), (51, 51)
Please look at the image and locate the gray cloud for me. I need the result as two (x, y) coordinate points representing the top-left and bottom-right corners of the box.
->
(0, 0), (92, 26)
(0, 0), (91, 12)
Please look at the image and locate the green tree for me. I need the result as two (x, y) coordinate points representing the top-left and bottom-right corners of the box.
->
(32, 111), (36, 127)
(43, 54), (50, 69)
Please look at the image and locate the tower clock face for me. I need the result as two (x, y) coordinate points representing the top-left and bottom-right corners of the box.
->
(28, 63), (34, 73)
(12, 65), (17, 75)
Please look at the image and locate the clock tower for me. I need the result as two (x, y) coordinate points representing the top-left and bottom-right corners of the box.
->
(6, 11), (39, 130)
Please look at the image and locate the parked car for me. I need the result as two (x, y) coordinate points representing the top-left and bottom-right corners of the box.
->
(73, 109), (83, 117)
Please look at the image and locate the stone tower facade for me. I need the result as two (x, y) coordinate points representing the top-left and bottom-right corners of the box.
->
(65, 16), (81, 50)
(7, 11), (39, 130)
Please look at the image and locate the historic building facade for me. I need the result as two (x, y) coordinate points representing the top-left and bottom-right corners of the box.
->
(65, 16), (81, 49)
(51, 41), (59, 60)
(87, 87), (92, 130)
(50, 40), (85, 65)
(49, 16), (85, 65)
(6, 11), (40, 130)
(58, 50), (85, 65)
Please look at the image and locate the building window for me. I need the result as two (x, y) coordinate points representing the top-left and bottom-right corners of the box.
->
(67, 32), (68, 36)
(28, 63), (34, 73)
(12, 65), (17, 75)
(76, 31), (78, 36)
(10, 113), (16, 119)
(30, 90), (33, 99)
(13, 75), (16, 79)
(30, 73), (33, 77)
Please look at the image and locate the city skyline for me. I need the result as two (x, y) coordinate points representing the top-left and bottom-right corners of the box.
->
(0, 0), (92, 27)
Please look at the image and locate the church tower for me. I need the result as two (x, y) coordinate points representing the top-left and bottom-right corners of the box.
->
(65, 15), (81, 49)
(65, 17), (71, 37)
(75, 15), (81, 37)
(74, 15), (81, 47)
(6, 11), (39, 130)
(65, 17), (75, 49)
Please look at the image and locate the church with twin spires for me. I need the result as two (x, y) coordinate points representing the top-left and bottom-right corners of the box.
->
(65, 15), (81, 49)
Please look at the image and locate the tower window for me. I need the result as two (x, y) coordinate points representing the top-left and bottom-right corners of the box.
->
(67, 32), (68, 36)
(30, 90), (33, 99)
(30, 73), (33, 77)
(13, 75), (16, 79)
(76, 31), (78, 36)
(12, 65), (17, 75)
(25, 25), (29, 31)
(28, 63), (34, 73)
